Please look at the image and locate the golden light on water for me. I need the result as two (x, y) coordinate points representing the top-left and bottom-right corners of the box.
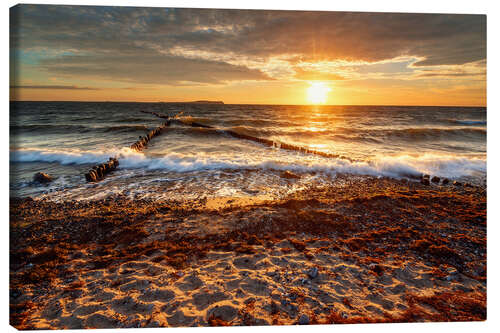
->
(306, 82), (331, 104)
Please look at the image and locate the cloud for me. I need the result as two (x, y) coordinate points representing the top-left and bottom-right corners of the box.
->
(416, 72), (485, 78)
(37, 53), (271, 85)
(10, 85), (99, 90)
(10, 5), (486, 86)
(410, 59), (486, 79)
(293, 68), (345, 81)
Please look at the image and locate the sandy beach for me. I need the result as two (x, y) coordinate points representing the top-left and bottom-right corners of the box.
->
(9, 175), (486, 329)
(9, 5), (489, 330)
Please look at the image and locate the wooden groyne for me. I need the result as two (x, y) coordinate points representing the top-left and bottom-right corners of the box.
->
(85, 157), (120, 182)
(140, 110), (183, 120)
(84, 119), (171, 182)
(146, 111), (356, 163)
(222, 129), (354, 162)
(130, 120), (171, 152)
(82, 109), (450, 185)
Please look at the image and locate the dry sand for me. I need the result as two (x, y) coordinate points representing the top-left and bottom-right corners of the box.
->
(10, 175), (486, 329)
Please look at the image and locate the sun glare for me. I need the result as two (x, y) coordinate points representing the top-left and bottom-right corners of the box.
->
(307, 82), (331, 104)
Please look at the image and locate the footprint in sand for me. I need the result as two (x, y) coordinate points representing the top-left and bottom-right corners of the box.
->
(225, 278), (242, 291)
(176, 273), (204, 291)
(57, 315), (84, 329)
(364, 305), (384, 315)
(316, 290), (338, 305)
(240, 278), (270, 296)
(207, 304), (238, 322)
(41, 299), (62, 320)
(85, 313), (118, 329)
(91, 290), (116, 302)
(233, 256), (259, 270)
(390, 283), (407, 294)
(110, 296), (154, 315)
(366, 293), (394, 310)
(119, 279), (151, 292)
(73, 304), (107, 316)
(192, 291), (230, 310)
(121, 261), (151, 270)
(138, 288), (175, 303)
(167, 310), (196, 326)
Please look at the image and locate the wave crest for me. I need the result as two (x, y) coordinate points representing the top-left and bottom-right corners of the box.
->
(10, 148), (486, 180)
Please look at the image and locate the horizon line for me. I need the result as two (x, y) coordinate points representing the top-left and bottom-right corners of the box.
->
(9, 100), (486, 108)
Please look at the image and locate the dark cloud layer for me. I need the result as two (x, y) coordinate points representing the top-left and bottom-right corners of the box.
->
(417, 72), (485, 78)
(10, 85), (99, 90)
(10, 5), (486, 85)
(38, 53), (270, 84)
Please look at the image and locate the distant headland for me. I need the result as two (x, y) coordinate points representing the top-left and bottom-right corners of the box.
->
(159, 100), (224, 104)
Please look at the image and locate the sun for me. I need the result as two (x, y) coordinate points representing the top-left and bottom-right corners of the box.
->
(306, 82), (331, 104)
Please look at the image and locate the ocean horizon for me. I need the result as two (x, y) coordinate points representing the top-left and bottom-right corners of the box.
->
(10, 101), (486, 201)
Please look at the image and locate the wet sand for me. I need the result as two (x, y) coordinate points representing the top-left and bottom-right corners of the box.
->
(9, 175), (486, 329)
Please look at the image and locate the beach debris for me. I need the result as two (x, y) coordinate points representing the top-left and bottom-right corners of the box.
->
(446, 267), (458, 275)
(431, 176), (440, 184)
(9, 174), (486, 329)
(442, 178), (450, 185)
(281, 170), (300, 179)
(298, 314), (310, 325)
(445, 267), (459, 281)
(307, 267), (318, 279)
(33, 172), (53, 183)
(421, 174), (430, 185)
(288, 292), (298, 301)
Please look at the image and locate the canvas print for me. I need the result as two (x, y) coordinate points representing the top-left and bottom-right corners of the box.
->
(9, 4), (486, 329)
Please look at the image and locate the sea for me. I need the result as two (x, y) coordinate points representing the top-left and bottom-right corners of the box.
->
(9, 102), (487, 201)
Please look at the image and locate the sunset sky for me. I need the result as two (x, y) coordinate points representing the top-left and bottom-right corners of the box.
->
(10, 5), (486, 106)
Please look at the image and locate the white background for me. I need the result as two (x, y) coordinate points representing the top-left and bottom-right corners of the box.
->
(2, 0), (498, 332)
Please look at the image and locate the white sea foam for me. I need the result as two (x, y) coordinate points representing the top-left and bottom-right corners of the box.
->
(11, 147), (486, 180)
(116, 149), (487, 179)
(10, 148), (111, 165)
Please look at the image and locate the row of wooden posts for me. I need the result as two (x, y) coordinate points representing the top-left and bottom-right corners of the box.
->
(169, 114), (355, 163)
(82, 110), (459, 184)
(84, 157), (120, 182)
(84, 109), (356, 183)
(130, 120), (171, 152)
(84, 117), (172, 182)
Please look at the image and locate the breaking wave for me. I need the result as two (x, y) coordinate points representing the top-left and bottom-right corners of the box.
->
(10, 148), (486, 180)
(10, 149), (112, 165)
